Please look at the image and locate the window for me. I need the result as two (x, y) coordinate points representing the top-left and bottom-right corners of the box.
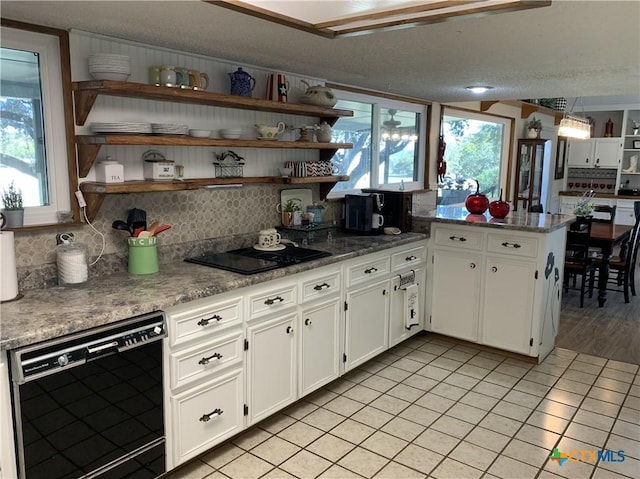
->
(328, 91), (426, 197)
(437, 108), (511, 206)
(1, 25), (71, 225)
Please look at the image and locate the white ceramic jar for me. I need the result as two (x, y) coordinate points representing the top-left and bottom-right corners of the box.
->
(95, 157), (124, 183)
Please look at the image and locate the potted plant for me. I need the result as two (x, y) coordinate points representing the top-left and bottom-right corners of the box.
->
(1, 181), (24, 228)
(572, 190), (595, 217)
(281, 198), (300, 227)
(526, 117), (543, 138)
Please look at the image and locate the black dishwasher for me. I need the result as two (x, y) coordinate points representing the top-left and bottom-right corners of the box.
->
(9, 312), (167, 479)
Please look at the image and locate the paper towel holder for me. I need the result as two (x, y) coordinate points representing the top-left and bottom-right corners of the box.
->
(1, 213), (23, 303)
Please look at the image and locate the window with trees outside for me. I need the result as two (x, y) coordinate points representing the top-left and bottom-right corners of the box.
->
(327, 91), (426, 197)
(1, 25), (71, 226)
(437, 108), (511, 207)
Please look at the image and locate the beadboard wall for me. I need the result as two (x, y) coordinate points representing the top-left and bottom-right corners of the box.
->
(12, 30), (344, 290)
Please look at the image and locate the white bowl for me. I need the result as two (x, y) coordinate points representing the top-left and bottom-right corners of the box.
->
(189, 129), (212, 138)
(90, 72), (130, 81)
(219, 128), (243, 139)
(384, 227), (401, 235)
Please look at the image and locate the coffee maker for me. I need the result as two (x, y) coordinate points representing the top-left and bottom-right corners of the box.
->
(362, 189), (413, 232)
(343, 193), (385, 235)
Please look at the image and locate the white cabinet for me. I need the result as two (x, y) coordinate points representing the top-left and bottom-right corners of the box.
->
(246, 313), (297, 425)
(430, 249), (482, 342)
(300, 298), (341, 396)
(481, 255), (536, 354)
(567, 138), (622, 168)
(0, 352), (17, 479)
(389, 267), (426, 347)
(344, 278), (390, 371)
(170, 369), (244, 465)
(428, 223), (565, 361)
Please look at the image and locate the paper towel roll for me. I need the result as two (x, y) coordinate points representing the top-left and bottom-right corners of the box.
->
(1, 231), (19, 301)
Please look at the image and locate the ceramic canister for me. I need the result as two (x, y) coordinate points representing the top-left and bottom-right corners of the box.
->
(266, 73), (288, 102)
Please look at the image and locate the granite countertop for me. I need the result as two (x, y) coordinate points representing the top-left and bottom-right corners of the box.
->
(559, 191), (640, 199)
(1, 232), (426, 351)
(419, 206), (575, 233)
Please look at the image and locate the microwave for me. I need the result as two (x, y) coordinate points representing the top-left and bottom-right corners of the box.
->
(343, 194), (385, 235)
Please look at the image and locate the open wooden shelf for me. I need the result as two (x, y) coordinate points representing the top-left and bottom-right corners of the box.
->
(480, 100), (564, 125)
(79, 176), (350, 221)
(72, 80), (354, 126)
(75, 134), (351, 177)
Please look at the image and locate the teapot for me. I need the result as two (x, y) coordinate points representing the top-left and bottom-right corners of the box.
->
(299, 80), (337, 107)
(228, 67), (255, 97)
(315, 121), (333, 142)
(255, 121), (286, 139)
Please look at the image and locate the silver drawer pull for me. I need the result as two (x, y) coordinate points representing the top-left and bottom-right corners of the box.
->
(265, 296), (284, 305)
(364, 267), (378, 274)
(199, 408), (223, 422)
(197, 315), (222, 326)
(405, 255), (417, 261)
(198, 352), (223, 365)
(313, 282), (330, 291)
(87, 341), (118, 354)
(449, 236), (467, 242)
(501, 241), (521, 249)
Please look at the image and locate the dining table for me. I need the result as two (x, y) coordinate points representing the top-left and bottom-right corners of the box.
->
(589, 222), (634, 307)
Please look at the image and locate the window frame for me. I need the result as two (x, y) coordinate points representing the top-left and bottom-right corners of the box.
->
(1, 19), (77, 229)
(327, 89), (428, 198)
(440, 106), (514, 201)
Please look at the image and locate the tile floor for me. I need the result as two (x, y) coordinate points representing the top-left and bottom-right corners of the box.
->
(165, 333), (640, 479)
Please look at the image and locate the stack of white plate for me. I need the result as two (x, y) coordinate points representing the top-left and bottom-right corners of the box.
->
(90, 122), (152, 134)
(88, 54), (131, 81)
(151, 123), (189, 135)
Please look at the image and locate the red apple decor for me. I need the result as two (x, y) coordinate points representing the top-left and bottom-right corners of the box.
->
(488, 188), (510, 219)
(465, 179), (490, 214)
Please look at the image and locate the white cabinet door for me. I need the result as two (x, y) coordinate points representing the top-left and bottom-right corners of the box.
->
(0, 352), (17, 479)
(389, 268), (425, 347)
(300, 298), (341, 396)
(430, 249), (481, 342)
(170, 368), (244, 466)
(344, 278), (390, 371)
(246, 313), (297, 425)
(481, 256), (536, 355)
(567, 140), (593, 167)
(593, 139), (622, 168)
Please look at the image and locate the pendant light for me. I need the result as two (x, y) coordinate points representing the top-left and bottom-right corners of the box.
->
(558, 98), (591, 139)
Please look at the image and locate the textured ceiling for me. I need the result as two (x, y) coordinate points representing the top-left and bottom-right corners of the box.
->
(2, 0), (639, 104)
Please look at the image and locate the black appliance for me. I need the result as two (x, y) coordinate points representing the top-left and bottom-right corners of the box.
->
(185, 245), (332, 275)
(619, 188), (640, 196)
(10, 312), (167, 479)
(362, 189), (413, 232)
(343, 193), (385, 235)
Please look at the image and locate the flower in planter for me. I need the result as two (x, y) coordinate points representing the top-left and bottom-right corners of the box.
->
(1, 180), (23, 210)
(572, 190), (595, 216)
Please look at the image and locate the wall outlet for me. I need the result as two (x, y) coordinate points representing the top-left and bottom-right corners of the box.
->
(56, 232), (74, 245)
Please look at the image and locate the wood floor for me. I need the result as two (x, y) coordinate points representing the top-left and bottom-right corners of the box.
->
(556, 263), (640, 365)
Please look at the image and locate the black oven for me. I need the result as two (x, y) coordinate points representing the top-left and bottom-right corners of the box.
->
(9, 312), (166, 479)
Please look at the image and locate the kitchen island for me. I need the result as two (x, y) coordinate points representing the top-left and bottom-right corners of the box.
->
(419, 207), (575, 363)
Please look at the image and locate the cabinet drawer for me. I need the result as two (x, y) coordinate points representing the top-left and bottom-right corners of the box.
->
(169, 329), (243, 391)
(391, 244), (426, 271)
(170, 368), (244, 466)
(247, 283), (297, 320)
(300, 270), (341, 303)
(433, 226), (484, 251)
(166, 295), (242, 348)
(486, 233), (538, 258)
(345, 255), (390, 288)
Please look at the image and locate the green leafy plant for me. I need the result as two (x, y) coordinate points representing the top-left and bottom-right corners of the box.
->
(1, 181), (23, 210)
(526, 117), (542, 131)
(283, 198), (301, 212)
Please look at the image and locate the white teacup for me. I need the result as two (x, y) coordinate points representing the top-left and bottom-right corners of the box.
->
(259, 228), (281, 247)
(372, 213), (384, 228)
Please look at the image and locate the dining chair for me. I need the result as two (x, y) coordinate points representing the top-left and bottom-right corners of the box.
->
(591, 214), (640, 303)
(529, 204), (544, 213)
(564, 216), (596, 307)
(592, 204), (616, 223)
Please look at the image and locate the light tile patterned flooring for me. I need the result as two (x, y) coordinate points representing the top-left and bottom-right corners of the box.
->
(166, 333), (640, 479)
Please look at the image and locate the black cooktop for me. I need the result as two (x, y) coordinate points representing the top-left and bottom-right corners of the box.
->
(185, 245), (332, 275)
